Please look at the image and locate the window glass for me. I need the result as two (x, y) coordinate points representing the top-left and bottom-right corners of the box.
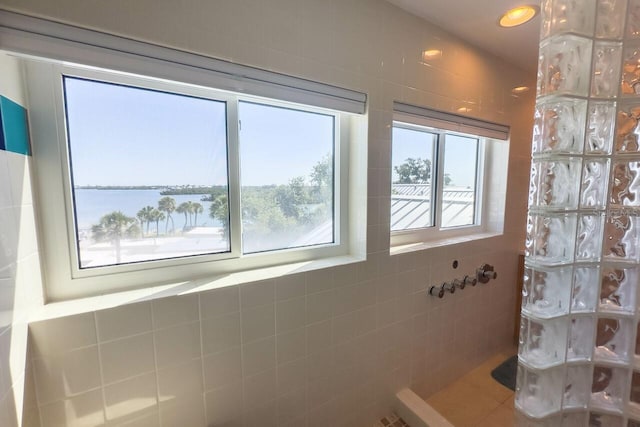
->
(63, 77), (230, 268)
(238, 101), (335, 253)
(390, 126), (436, 231)
(441, 135), (479, 228)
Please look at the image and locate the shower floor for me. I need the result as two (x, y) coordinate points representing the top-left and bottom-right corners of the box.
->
(425, 350), (516, 427)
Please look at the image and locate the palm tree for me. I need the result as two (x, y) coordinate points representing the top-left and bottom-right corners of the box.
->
(158, 196), (176, 235)
(176, 202), (191, 230)
(192, 202), (203, 227)
(209, 194), (229, 239)
(91, 211), (137, 263)
(148, 208), (165, 237)
(137, 205), (154, 236)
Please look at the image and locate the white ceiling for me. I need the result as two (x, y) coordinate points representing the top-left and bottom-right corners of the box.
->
(386, 0), (541, 73)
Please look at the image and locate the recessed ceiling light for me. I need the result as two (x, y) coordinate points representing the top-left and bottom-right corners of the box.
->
(422, 49), (443, 61)
(511, 86), (530, 94)
(499, 5), (538, 28)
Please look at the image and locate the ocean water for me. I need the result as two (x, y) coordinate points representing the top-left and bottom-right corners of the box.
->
(74, 189), (221, 230)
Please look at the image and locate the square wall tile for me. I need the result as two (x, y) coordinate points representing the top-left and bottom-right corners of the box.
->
(154, 322), (201, 369)
(104, 372), (157, 422)
(30, 313), (97, 358)
(39, 389), (105, 427)
(152, 294), (198, 329)
(96, 302), (152, 342)
(158, 358), (203, 401)
(100, 333), (155, 384)
(33, 346), (101, 405)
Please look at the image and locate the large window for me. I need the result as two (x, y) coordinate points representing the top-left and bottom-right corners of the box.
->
(25, 60), (359, 300)
(391, 102), (509, 247)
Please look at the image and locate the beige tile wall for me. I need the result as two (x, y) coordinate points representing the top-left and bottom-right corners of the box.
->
(0, 0), (537, 425)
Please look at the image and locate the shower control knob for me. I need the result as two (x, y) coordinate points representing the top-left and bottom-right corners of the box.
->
(429, 285), (445, 298)
(463, 275), (477, 286)
(443, 282), (455, 294)
(476, 264), (497, 284)
(453, 278), (465, 290)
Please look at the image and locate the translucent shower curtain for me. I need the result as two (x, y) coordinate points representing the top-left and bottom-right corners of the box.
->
(517, 0), (640, 425)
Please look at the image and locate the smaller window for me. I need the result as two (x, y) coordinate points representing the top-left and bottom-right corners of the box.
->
(390, 102), (509, 247)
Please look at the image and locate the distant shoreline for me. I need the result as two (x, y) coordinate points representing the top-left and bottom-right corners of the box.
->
(75, 185), (226, 195)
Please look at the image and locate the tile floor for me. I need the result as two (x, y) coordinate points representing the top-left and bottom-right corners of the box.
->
(425, 349), (516, 427)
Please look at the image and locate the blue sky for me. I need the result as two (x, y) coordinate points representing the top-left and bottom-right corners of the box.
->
(64, 77), (334, 187)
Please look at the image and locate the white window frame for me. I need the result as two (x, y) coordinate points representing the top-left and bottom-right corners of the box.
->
(390, 104), (509, 248)
(25, 60), (354, 301)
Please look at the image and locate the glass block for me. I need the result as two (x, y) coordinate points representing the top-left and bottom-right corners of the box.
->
(539, 35), (593, 97)
(544, 0), (596, 38)
(627, 0), (640, 39)
(576, 214), (604, 261)
(588, 412), (624, 427)
(635, 322), (640, 356)
(599, 265), (639, 313)
(596, 0), (627, 39)
(631, 371), (640, 404)
(572, 267), (600, 313)
(594, 317), (633, 362)
(519, 315), (568, 368)
(516, 363), (564, 418)
(532, 98), (587, 154)
(610, 161), (640, 206)
(531, 159), (582, 209)
(615, 105), (640, 152)
(590, 365), (629, 412)
(622, 47), (640, 95)
(515, 411), (563, 427)
(580, 160), (610, 209)
(529, 161), (540, 208)
(562, 412), (588, 427)
(567, 316), (596, 361)
(586, 101), (616, 154)
(564, 364), (592, 408)
(525, 213), (578, 265)
(603, 212), (640, 261)
(591, 41), (623, 98)
(522, 265), (572, 317)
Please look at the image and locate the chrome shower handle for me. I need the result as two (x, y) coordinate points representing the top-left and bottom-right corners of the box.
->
(476, 264), (497, 283)
(443, 282), (455, 294)
(463, 275), (477, 286)
(429, 285), (445, 298)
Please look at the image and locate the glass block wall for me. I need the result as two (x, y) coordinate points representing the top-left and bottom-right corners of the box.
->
(517, 0), (640, 425)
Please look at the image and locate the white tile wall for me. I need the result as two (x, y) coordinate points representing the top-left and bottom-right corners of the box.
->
(0, 0), (537, 425)
(0, 52), (44, 427)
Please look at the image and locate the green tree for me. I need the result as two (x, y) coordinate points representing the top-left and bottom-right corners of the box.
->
(192, 202), (203, 227)
(158, 196), (176, 234)
(310, 153), (333, 202)
(274, 176), (311, 221)
(91, 211), (137, 263)
(176, 201), (195, 229)
(393, 158), (431, 184)
(148, 208), (165, 237)
(209, 194), (229, 239)
(136, 206), (154, 237)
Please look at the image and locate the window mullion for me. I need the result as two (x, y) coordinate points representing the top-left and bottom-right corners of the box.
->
(226, 98), (242, 258)
(434, 132), (446, 230)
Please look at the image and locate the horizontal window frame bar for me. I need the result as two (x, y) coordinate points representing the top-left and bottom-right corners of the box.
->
(0, 10), (367, 114)
(393, 101), (510, 140)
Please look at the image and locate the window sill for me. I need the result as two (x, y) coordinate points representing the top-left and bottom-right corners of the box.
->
(29, 253), (365, 323)
(389, 231), (503, 256)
